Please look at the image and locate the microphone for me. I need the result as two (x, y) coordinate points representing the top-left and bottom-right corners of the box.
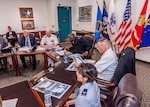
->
(31, 46), (37, 52)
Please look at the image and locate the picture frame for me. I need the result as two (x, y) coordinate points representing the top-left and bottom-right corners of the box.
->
(21, 20), (35, 30)
(78, 5), (92, 22)
(19, 8), (33, 18)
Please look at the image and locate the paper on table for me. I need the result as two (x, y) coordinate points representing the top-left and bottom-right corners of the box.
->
(2, 98), (18, 107)
(56, 50), (64, 56)
(66, 61), (78, 72)
(84, 59), (96, 64)
(36, 46), (45, 51)
(18, 47), (31, 52)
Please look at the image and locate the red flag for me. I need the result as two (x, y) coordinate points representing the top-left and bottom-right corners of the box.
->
(115, 0), (132, 52)
(131, 0), (148, 50)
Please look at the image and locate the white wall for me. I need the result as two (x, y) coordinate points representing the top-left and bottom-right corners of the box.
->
(0, 0), (49, 34)
(72, 0), (104, 32)
(47, 0), (73, 31)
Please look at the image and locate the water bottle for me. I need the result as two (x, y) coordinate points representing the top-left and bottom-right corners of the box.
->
(63, 51), (68, 68)
(44, 88), (52, 107)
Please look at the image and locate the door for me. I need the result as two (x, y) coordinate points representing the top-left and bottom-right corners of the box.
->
(57, 6), (72, 41)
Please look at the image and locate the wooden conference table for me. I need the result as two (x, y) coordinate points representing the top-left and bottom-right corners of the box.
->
(14, 49), (45, 76)
(0, 63), (79, 107)
(13, 48), (59, 75)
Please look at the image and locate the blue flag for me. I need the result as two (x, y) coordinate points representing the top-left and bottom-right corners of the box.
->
(95, 6), (102, 43)
(102, 1), (110, 40)
(139, 14), (150, 49)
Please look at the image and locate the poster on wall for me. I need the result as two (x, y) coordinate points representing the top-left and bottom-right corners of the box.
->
(78, 5), (92, 22)
(19, 7), (33, 18)
(21, 20), (35, 30)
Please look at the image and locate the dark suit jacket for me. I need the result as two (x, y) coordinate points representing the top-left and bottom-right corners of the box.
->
(19, 34), (37, 47)
(114, 47), (136, 86)
(0, 37), (7, 48)
(6, 31), (17, 40)
(69, 37), (92, 54)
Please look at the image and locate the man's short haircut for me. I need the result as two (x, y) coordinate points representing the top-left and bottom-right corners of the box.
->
(97, 37), (110, 48)
(68, 33), (75, 37)
(78, 63), (98, 82)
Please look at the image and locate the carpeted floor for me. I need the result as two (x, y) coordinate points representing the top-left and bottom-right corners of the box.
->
(136, 60), (150, 107)
(0, 42), (149, 107)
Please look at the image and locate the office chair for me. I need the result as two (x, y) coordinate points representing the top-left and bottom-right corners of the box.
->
(30, 32), (41, 45)
(103, 73), (142, 107)
(83, 34), (96, 59)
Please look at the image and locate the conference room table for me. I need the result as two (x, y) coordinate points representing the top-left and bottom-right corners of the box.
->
(45, 49), (73, 69)
(0, 63), (79, 107)
(30, 63), (79, 107)
(0, 81), (40, 107)
(13, 49), (46, 76)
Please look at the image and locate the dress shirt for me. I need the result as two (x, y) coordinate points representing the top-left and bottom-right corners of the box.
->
(75, 81), (101, 107)
(41, 34), (58, 46)
(95, 48), (118, 81)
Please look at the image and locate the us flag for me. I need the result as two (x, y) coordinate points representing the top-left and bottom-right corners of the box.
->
(115, 0), (132, 52)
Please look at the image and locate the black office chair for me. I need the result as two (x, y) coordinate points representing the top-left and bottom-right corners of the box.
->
(83, 34), (96, 59)
(103, 73), (142, 107)
(114, 47), (136, 86)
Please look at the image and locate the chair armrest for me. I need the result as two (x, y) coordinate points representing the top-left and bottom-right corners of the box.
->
(96, 78), (115, 87)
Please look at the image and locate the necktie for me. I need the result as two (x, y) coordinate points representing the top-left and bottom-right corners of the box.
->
(26, 38), (29, 46)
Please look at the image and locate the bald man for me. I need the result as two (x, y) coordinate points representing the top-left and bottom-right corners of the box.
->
(66, 33), (92, 58)
(40, 29), (59, 67)
(40, 29), (58, 49)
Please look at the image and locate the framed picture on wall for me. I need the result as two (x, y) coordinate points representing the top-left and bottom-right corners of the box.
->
(78, 5), (92, 22)
(21, 20), (35, 30)
(19, 8), (33, 18)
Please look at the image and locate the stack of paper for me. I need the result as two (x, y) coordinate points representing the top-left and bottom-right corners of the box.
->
(2, 98), (18, 107)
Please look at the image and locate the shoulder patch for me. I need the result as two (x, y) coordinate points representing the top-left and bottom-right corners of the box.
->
(81, 89), (88, 96)
(51, 35), (57, 38)
(43, 35), (47, 38)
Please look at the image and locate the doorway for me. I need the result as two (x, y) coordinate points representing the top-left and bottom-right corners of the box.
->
(57, 6), (72, 41)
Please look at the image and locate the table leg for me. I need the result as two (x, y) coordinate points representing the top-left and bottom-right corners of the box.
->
(11, 55), (18, 76)
(14, 55), (20, 76)
(44, 54), (48, 69)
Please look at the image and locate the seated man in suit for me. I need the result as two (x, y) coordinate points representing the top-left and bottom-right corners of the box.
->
(19, 30), (37, 70)
(66, 33), (92, 58)
(40, 29), (58, 66)
(0, 36), (8, 72)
